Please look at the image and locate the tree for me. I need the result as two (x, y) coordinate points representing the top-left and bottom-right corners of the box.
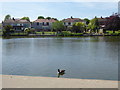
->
(4, 14), (11, 21)
(88, 17), (99, 33)
(105, 15), (120, 33)
(72, 22), (86, 33)
(84, 18), (90, 25)
(52, 18), (58, 21)
(38, 16), (44, 19)
(3, 25), (13, 36)
(21, 17), (30, 21)
(24, 28), (31, 35)
(46, 17), (51, 20)
(52, 21), (65, 33)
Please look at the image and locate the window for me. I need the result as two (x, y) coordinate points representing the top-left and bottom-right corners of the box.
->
(46, 22), (49, 25)
(68, 22), (71, 25)
(17, 24), (20, 26)
(37, 22), (39, 26)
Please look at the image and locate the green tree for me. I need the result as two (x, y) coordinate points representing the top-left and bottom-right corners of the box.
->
(84, 18), (90, 25)
(24, 28), (31, 35)
(4, 14), (11, 21)
(88, 17), (99, 33)
(52, 18), (58, 21)
(38, 16), (45, 19)
(3, 25), (13, 36)
(52, 21), (65, 33)
(72, 22), (86, 33)
(46, 17), (51, 20)
(21, 17), (30, 21)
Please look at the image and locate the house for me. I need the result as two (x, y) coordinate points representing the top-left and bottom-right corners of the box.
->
(2, 18), (31, 31)
(32, 19), (57, 31)
(98, 17), (107, 29)
(62, 17), (85, 30)
(98, 14), (118, 29)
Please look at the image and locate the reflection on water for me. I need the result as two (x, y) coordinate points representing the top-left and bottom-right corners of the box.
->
(2, 37), (119, 80)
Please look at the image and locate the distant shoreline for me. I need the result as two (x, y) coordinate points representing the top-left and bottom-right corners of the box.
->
(1, 34), (120, 38)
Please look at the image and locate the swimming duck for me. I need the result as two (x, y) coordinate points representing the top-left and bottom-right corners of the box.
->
(57, 69), (65, 78)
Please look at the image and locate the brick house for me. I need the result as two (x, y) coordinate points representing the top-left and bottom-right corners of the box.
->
(32, 19), (57, 31)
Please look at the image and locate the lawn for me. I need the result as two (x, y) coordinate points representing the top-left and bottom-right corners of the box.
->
(10, 32), (27, 35)
(106, 30), (120, 34)
(36, 32), (56, 35)
(0, 29), (2, 35)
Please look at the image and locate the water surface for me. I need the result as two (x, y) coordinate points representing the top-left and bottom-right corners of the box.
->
(2, 37), (119, 80)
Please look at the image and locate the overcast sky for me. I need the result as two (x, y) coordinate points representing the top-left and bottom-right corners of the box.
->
(1, 1), (118, 22)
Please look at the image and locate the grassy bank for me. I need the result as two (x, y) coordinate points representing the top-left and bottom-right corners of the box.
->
(1, 30), (120, 37)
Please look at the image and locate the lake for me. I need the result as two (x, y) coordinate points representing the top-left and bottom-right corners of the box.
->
(2, 36), (119, 80)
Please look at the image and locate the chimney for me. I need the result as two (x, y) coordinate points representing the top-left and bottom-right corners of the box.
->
(12, 17), (15, 21)
(71, 16), (73, 19)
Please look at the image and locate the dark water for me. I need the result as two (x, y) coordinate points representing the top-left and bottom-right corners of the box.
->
(2, 37), (119, 80)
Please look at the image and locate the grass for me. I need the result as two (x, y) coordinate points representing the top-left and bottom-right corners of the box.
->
(10, 32), (27, 35)
(57, 31), (83, 36)
(36, 32), (56, 35)
(1, 29), (120, 37)
(106, 30), (120, 34)
(0, 29), (2, 35)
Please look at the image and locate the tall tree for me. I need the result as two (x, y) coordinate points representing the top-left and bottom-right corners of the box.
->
(38, 16), (44, 19)
(4, 14), (11, 21)
(84, 18), (90, 25)
(52, 21), (65, 33)
(105, 15), (120, 33)
(88, 17), (99, 33)
(72, 22), (86, 33)
(21, 17), (30, 21)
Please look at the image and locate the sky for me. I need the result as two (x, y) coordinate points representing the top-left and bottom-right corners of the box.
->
(1, 2), (118, 22)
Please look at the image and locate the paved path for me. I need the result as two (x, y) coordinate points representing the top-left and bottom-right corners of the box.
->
(2, 75), (118, 88)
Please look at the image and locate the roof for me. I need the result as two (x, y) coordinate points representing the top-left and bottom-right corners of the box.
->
(98, 18), (107, 22)
(33, 19), (57, 23)
(3, 18), (30, 23)
(62, 18), (84, 22)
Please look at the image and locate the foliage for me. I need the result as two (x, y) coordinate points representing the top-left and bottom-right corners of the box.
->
(38, 16), (45, 19)
(87, 17), (99, 33)
(3, 25), (13, 36)
(52, 18), (58, 21)
(46, 17), (51, 20)
(4, 14), (11, 21)
(105, 15), (120, 33)
(84, 18), (90, 25)
(72, 22), (86, 33)
(24, 28), (36, 35)
(52, 21), (65, 33)
(24, 28), (31, 35)
(21, 17), (30, 21)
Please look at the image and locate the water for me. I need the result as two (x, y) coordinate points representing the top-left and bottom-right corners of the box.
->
(2, 37), (119, 80)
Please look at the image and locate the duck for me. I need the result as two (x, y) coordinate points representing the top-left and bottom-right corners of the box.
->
(57, 69), (65, 78)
